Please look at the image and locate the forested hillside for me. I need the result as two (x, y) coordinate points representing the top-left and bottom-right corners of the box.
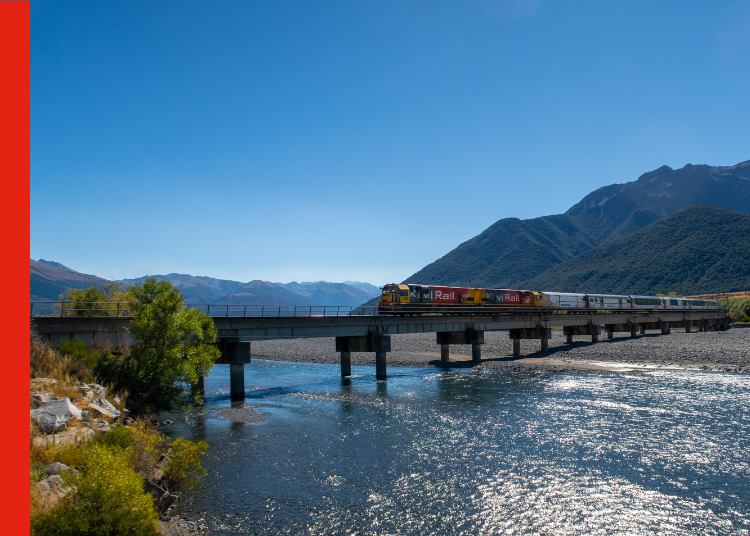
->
(405, 160), (750, 287)
(520, 205), (750, 295)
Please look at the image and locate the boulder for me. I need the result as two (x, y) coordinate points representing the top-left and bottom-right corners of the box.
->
(31, 412), (67, 433)
(89, 402), (118, 420)
(31, 391), (56, 404)
(88, 420), (111, 432)
(32, 426), (96, 448)
(78, 386), (94, 401)
(31, 398), (85, 434)
(90, 383), (108, 398)
(44, 462), (79, 476)
(113, 394), (121, 404)
(94, 397), (121, 417)
(35, 475), (73, 510)
(144, 480), (178, 514)
(30, 378), (57, 390)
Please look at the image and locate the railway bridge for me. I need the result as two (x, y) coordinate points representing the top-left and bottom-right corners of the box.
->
(31, 303), (730, 400)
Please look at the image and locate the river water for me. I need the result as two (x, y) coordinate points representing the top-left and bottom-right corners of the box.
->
(163, 360), (750, 535)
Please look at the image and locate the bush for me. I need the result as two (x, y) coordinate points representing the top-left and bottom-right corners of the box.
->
(725, 297), (750, 323)
(31, 445), (160, 536)
(164, 437), (209, 489)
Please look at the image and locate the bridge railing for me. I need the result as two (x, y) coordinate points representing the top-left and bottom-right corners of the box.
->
(30, 302), (380, 318)
(185, 304), (380, 317)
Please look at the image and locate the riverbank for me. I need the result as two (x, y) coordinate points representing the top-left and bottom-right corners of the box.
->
(250, 325), (750, 373)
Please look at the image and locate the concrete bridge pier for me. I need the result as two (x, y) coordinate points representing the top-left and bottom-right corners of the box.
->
(436, 328), (484, 363)
(639, 325), (646, 335)
(509, 327), (551, 355)
(218, 338), (252, 400)
(564, 324), (601, 344)
(340, 352), (352, 377)
(606, 327), (614, 340)
(336, 334), (391, 379)
(660, 321), (671, 335)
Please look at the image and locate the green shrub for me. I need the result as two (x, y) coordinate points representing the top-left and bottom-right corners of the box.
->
(94, 424), (134, 451)
(31, 445), (160, 536)
(725, 297), (750, 323)
(52, 339), (98, 369)
(164, 437), (209, 489)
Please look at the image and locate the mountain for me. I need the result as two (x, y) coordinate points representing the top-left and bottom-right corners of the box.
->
(275, 281), (377, 306)
(343, 281), (381, 296)
(30, 259), (111, 301)
(405, 160), (750, 288)
(214, 280), (316, 306)
(520, 205), (750, 295)
(118, 274), (247, 303)
(32, 264), (378, 306)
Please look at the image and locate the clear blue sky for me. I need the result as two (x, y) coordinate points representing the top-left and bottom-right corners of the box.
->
(30, 0), (750, 285)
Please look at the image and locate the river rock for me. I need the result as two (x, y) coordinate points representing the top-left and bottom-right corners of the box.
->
(78, 385), (94, 401)
(35, 475), (73, 510)
(44, 462), (79, 476)
(144, 480), (178, 514)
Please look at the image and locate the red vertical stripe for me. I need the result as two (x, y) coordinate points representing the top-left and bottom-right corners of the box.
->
(0, 2), (30, 533)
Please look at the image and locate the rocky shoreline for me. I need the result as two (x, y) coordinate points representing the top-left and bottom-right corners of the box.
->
(250, 325), (750, 374)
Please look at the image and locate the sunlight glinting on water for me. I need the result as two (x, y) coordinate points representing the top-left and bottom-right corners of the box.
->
(167, 362), (750, 535)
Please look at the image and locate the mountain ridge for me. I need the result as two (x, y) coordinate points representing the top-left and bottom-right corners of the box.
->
(404, 160), (750, 288)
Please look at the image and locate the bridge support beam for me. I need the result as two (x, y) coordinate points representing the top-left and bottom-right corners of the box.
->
(509, 327), (551, 355)
(564, 324), (601, 344)
(606, 327), (614, 340)
(217, 338), (251, 400)
(472, 343), (482, 363)
(436, 328), (484, 363)
(340, 351), (351, 377)
(639, 325), (646, 335)
(660, 321), (671, 335)
(230, 364), (245, 400)
(566, 332), (573, 344)
(376, 351), (387, 379)
(336, 334), (391, 379)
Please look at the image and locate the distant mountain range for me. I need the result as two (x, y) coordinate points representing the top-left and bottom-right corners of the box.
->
(405, 160), (750, 293)
(30, 264), (381, 307)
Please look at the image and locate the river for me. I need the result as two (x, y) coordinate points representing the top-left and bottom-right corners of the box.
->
(162, 360), (750, 535)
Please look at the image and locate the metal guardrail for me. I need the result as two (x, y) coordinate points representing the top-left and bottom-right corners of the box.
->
(29, 301), (380, 318)
(30, 301), (724, 319)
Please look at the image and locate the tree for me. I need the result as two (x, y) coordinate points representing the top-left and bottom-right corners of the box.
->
(114, 277), (219, 413)
(60, 282), (130, 316)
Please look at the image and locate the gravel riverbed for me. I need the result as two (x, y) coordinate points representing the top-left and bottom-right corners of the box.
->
(250, 325), (750, 374)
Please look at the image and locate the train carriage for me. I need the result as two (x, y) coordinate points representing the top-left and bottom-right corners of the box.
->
(586, 294), (631, 309)
(543, 292), (587, 308)
(630, 295), (665, 309)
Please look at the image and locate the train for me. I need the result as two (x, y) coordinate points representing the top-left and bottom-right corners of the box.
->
(378, 284), (721, 314)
